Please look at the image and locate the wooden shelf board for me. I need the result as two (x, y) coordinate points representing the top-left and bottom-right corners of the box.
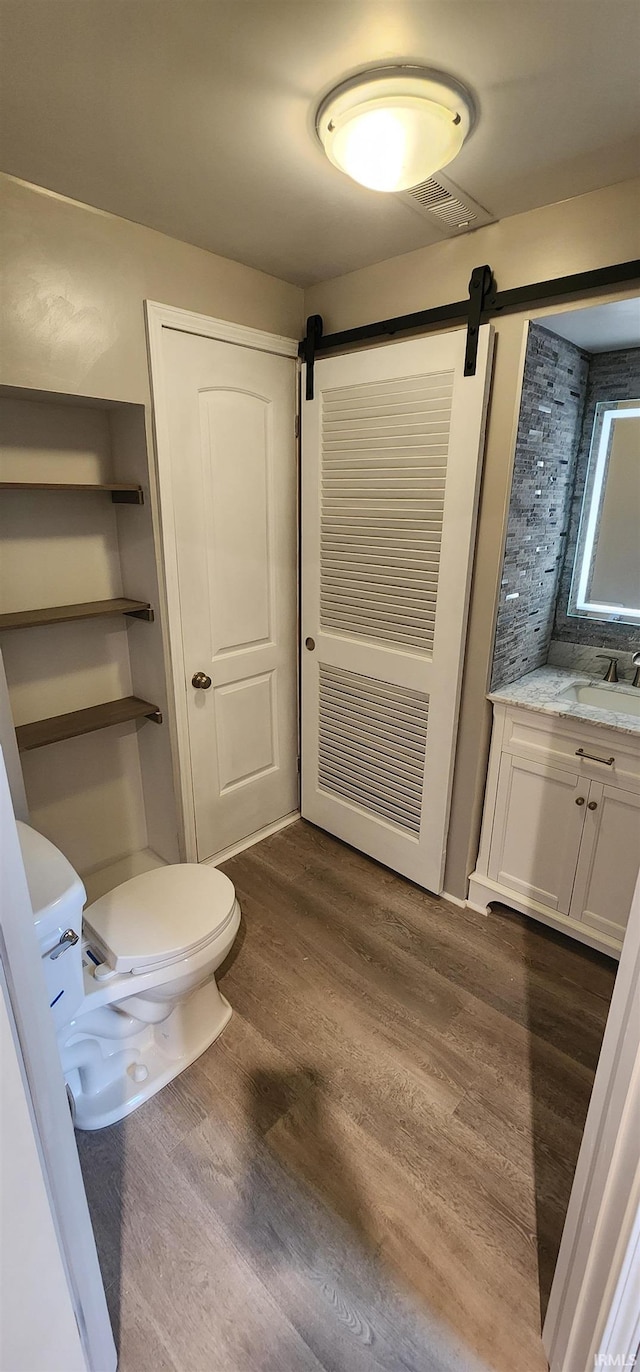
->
(0, 599), (152, 631)
(16, 696), (162, 752)
(0, 481), (143, 504)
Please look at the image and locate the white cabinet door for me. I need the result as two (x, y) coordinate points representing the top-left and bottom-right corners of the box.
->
(159, 327), (298, 861)
(570, 782), (640, 943)
(301, 327), (493, 893)
(489, 754), (587, 913)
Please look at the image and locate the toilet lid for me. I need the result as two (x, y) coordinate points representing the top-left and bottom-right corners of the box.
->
(84, 864), (237, 974)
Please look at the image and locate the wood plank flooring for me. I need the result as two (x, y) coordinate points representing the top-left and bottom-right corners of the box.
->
(76, 820), (615, 1372)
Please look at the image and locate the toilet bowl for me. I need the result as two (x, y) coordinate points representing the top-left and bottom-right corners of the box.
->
(18, 822), (241, 1130)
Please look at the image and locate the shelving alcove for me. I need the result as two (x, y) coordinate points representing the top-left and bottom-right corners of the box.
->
(0, 382), (179, 894)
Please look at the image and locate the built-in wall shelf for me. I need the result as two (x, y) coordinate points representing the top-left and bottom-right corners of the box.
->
(0, 599), (154, 631)
(0, 381), (177, 870)
(16, 696), (163, 752)
(0, 480), (144, 504)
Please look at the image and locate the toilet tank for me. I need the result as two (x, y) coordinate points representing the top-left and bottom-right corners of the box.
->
(17, 822), (86, 1032)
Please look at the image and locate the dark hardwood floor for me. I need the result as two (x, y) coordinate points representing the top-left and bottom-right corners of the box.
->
(76, 820), (616, 1372)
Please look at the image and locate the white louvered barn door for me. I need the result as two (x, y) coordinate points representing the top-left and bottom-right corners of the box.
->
(301, 328), (492, 892)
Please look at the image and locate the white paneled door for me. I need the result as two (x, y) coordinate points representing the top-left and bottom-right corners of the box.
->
(158, 326), (298, 862)
(302, 328), (492, 892)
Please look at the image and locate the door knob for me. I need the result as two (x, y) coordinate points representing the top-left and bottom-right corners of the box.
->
(192, 671), (212, 689)
(575, 796), (585, 806)
(305, 637), (315, 651)
(588, 800), (598, 811)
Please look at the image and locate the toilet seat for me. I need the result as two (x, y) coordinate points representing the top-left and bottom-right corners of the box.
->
(84, 864), (237, 976)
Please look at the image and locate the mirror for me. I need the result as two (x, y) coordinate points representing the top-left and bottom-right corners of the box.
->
(568, 398), (640, 626)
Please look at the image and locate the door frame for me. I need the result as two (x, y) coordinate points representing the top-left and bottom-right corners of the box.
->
(544, 868), (640, 1370)
(145, 302), (299, 861)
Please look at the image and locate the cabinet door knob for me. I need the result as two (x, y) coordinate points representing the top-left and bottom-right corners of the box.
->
(575, 796), (585, 805)
(588, 800), (598, 811)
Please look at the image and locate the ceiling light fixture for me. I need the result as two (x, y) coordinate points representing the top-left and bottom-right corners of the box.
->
(316, 66), (475, 194)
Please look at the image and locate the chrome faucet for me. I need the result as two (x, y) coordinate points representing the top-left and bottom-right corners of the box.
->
(632, 652), (640, 688)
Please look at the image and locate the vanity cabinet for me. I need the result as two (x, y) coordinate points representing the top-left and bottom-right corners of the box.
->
(469, 703), (640, 958)
(570, 782), (640, 945)
(489, 754), (586, 915)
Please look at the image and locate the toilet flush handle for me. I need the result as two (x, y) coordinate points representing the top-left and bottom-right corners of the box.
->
(49, 929), (79, 959)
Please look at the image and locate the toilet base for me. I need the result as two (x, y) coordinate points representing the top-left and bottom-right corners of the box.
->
(67, 979), (232, 1131)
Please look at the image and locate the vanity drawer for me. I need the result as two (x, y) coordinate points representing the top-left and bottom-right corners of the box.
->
(501, 708), (640, 794)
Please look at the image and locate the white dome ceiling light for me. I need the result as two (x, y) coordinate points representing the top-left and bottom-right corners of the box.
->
(316, 66), (475, 194)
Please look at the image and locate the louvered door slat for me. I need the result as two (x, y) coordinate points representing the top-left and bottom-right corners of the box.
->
(320, 685), (432, 728)
(317, 721), (427, 770)
(321, 567), (439, 587)
(319, 618), (435, 650)
(318, 737), (426, 783)
(323, 560), (441, 574)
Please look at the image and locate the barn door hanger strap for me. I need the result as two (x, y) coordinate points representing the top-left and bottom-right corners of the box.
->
(303, 314), (324, 401)
(300, 266), (494, 400)
(464, 264), (494, 376)
(299, 257), (640, 399)
(301, 264), (492, 397)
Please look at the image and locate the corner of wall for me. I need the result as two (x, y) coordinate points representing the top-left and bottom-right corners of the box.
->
(490, 323), (589, 689)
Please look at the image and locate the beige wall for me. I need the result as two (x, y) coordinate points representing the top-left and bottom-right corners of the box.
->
(305, 178), (640, 898)
(0, 173), (303, 403)
(0, 173), (303, 876)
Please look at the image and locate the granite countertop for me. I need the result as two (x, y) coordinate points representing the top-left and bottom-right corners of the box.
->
(489, 665), (640, 739)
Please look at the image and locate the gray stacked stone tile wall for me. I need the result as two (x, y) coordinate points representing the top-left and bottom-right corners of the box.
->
(490, 324), (589, 689)
(553, 346), (640, 650)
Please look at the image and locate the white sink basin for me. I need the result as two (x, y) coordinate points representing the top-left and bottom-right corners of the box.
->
(558, 683), (640, 718)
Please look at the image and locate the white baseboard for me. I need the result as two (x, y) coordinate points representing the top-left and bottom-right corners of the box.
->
(441, 890), (467, 909)
(466, 897), (491, 916)
(204, 811), (300, 868)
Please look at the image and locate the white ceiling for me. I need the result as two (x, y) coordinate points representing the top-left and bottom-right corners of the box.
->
(0, 0), (639, 286)
(540, 299), (640, 353)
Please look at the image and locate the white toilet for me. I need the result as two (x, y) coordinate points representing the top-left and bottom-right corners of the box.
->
(18, 821), (241, 1131)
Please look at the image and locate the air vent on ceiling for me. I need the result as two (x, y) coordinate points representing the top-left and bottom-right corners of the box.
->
(401, 172), (495, 236)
